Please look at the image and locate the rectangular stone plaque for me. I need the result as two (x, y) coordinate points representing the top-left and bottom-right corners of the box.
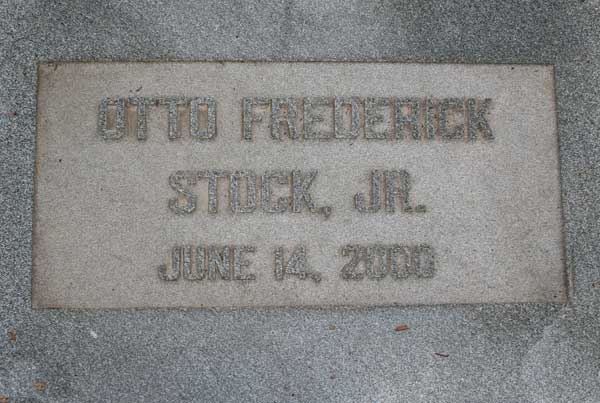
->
(33, 62), (566, 308)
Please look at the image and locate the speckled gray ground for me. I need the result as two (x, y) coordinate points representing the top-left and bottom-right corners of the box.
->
(0, 1), (599, 402)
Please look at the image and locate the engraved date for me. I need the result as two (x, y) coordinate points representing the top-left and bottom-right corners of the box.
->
(158, 243), (435, 283)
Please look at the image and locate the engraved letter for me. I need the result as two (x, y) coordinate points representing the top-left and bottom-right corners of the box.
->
(183, 245), (207, 280)
(126, 97), (148, 140)
(440, 98), (465, 140)
(303, 97), (333, 140)
(180, 245), (194, 280)
(271, 98), (298, 140)
(261, 171), (290, 213)
(190, 97), (216, 140)
(158, 246), (182, 281)
(365, 97), (392, 140)
(291, 170), (318, 213)
(425, 99), (439, 140)
(242, 97), (270, 141)
(161, 97), (189, 140)
(232, 246), (256, 280)
(384, 170), (426, 213)
(98, 97), (126, 140)
(395, 98), (420, 140)
(168, 170), (198, 215)
(354, 170), (382, 213)
(229, 170), (257, 213)
(207, 245), (231, 280)
(467, 98), (493, 141)
(199, 170), (230, 214)
(334, 97), (361, 139)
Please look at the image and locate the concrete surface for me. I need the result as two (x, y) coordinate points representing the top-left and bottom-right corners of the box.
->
(1, 0), (599, 402)
(33, 62), (565, 308)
